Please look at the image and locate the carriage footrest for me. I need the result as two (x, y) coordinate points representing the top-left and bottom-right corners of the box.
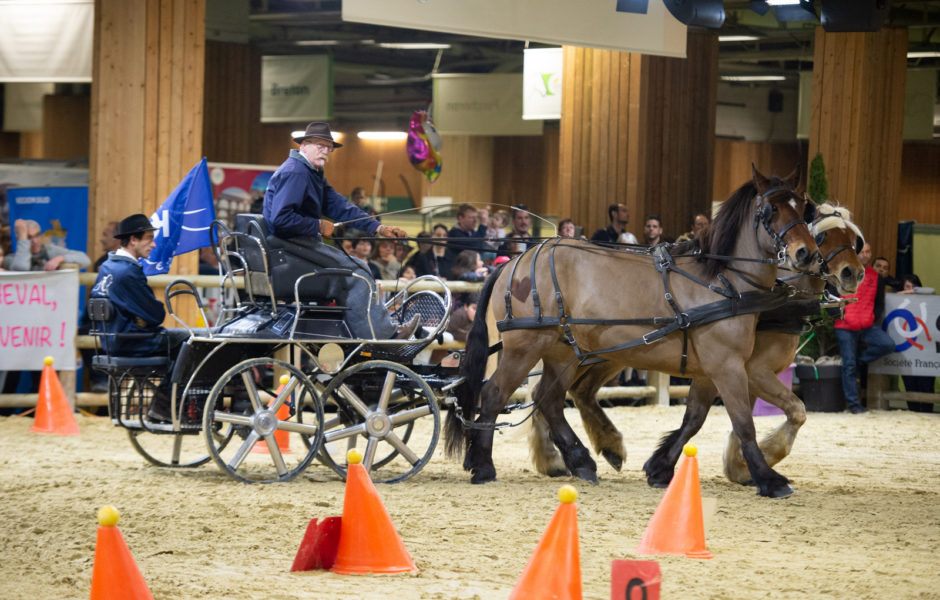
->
(94, 355), (169, 369)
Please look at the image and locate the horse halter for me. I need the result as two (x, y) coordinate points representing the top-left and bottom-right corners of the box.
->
(753, 185), (811, 261)
(812, 210), (864, 276)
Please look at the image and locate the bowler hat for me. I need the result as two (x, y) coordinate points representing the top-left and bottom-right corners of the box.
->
(114, 214), (157, 238)
(291, 122), (343, 147)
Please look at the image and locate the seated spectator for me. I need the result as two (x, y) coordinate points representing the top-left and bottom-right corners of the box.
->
(872, 256), (901, 291)
(488, 210), (509, 242)
(451, 250), (489, 282)
(4, 219), (91, 271)
(676, 213), (710, 243)
(371, 238), (402, 280)
(558, 218), (584, 239)
(93, 221), (121, 271)
(447, 293), (479, 343)
(448, 203), (486, 257)
(591, 203), (636, 244)
(643, 215), (673, 246)
(198, 246), (220, 275)
(351, 235), (381, 280)
(411, 223), (453, 279)
(498, 232), (529, 258)
(399, 264), (417, 282)
(394, 239), (414, 265)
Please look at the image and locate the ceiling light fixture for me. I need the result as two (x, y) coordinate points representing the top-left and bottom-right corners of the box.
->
(765, 0), (800, 5)
(718, 35), (760, 42)
(720, 75), (787, 82)
(357, 131), (407, 141)
(294, 40), (342, 46)
(376, 42), (451, 50)
(907, 51), (940, 58)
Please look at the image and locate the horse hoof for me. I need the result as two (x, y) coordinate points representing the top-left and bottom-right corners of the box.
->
(648, 480), (668, 489)
(601, 449), (624, 472)
(572, 468), (599, 485)
(645, 471), (673, 488)
(546, 468), (569, 478)
(470, 465), (497, 484)
(765, 483), (795, 499)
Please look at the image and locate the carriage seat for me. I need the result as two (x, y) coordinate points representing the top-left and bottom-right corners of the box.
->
(87, 298), (170, 370)
(234, 213), (349, 303)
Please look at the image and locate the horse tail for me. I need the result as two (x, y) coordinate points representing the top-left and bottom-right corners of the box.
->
(444, 263), (503, 459)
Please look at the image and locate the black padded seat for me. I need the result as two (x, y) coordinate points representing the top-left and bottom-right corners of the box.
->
(234, 213), (349, 303)
(92, 355), (168, 368)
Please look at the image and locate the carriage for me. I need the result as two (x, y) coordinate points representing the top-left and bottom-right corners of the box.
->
(88, 214), (462, 484)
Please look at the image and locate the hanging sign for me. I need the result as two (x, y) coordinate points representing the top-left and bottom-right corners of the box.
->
(523, 48), (563, 120)
(261, 55), (333, 123)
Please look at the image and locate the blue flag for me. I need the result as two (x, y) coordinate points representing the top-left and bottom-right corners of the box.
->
(142, 158), (215, 275)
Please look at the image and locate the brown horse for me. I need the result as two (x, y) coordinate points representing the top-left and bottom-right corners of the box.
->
(529, 203), (864, 497)
(446, 167), (819, 498)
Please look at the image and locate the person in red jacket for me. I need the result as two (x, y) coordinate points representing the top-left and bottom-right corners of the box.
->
(833, 242), (896, 413)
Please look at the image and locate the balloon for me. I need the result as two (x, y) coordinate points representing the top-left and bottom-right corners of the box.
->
(407, 110), (443, 183)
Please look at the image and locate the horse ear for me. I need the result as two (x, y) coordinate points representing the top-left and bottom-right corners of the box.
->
(751, 164), (770, 191)
(782, 165), (801, 189)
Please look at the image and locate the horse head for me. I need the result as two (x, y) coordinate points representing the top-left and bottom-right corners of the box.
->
(811, 204), (865, 294)
(751, 165), (819, 271)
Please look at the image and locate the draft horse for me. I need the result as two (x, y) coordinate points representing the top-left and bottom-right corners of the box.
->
(446, 167), (819, 498)
(528, 202), (865, 498)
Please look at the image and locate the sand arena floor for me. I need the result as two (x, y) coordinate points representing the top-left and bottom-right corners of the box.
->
(0, 405), (937, 599)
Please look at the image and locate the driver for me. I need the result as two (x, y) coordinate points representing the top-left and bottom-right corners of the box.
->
(263, 121), (419, 339)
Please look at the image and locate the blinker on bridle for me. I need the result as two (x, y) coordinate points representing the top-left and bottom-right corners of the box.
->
(753, 185), (810, 260)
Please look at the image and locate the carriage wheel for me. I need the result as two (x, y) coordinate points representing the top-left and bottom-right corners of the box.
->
(202, 358), (325, 484)
(122, 377), (215, 469)
(313, 360), (439, 484)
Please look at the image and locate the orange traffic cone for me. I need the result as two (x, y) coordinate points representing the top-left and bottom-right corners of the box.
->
(252, 374), (292, 454)
(330, 450), (418, 575)
(636, 443), (713, 559)
(508, 485), (582, 600)
(30, 356), (80, 436)
(89, 506), (154, 600)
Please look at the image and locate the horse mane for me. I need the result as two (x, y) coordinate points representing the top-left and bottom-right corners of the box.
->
(700, 179), (757, 278)
(813, 202), (864, 242)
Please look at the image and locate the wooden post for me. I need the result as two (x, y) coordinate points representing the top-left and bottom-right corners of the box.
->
(647, 370), (671, 407)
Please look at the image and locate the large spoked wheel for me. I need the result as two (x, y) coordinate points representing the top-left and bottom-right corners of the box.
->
(314, 360), (439, 484)
(203, 358), (325, 484)
(123, 376), (215, 468)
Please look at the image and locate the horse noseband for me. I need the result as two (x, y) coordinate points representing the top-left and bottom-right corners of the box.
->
(754, 186), (807, 253)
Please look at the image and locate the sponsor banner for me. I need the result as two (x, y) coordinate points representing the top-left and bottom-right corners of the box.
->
(870, 293), (940, 377)
(343, 0), (686, 57)
(0, 270), (79, 370)
(523, 48), (563, 120)
(207, 162), (278, 227)
(7, 187), (89, 264)
(432, 74), (543, 136)
(261, 55), (333, 123)
(0, 1), (93, 82)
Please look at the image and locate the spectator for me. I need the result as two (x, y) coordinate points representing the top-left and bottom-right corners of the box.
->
(399, 264), (417, 282)
(676, 213), (710, 243)
(447, 293), (479, 343)
(0, 243), (6, 271)
(871, 256), (901, 291)
(4, 219), (90, 271)
(198, 246), (220, 275)
(93, 221), (121, 271)
(448, 203), (486, 256)
(450, 250), (488, 282)
(371, 238), (401, 280)
(499, 232), (528, 258)
(497, 206), (535, 254)
(590, 203), (636, 244)
(349, 186), (368, 209)
(833, 242), (896, 414)
(558, 218), (582, 239)
(394, 239), (414, 265)
(488, 210), (509, 241)
(339, 237), (354, 255)
(350, 235), (382, 280)
(411, 223), (453, 279)
(643, 215), (672, 246)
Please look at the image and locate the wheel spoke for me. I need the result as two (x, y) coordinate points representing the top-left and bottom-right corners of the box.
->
(377, 371), (396, 412)
(270, 376), (300, 412)
(324, 422), (367, 443)
(227, 432), (259, 470)
(363, 437), (379, 470)
(338, 384), (371, 417)
(240, 371), (262, 410)
(389, 404), (432, 426)
(264, 436), (288, 475)
(385, 432), (419, 465)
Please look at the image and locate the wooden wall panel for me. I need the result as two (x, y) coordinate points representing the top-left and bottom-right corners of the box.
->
(418, 135), (494, 208)
(0, 132), (19, 158)
(18, 132), (43, 158)
(809, 26), (908, 262)
(899, 143), (940, 225)
(559, 31), (717, 241)
(712, 138), (806, 205)
(91, 0), (205, 277)
(203, 41), (262, 164)
(42, 95), (90, 160)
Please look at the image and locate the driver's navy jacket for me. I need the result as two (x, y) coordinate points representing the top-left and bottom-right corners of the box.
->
(91, 252), (166, 356)
(263, 150), (381, 238)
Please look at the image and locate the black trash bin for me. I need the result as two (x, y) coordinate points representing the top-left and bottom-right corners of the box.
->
(795, 364), (845, 412)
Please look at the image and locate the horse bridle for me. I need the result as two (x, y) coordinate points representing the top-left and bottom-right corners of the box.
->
(811, 210), (864, 276)
(753, 185), (814, 263)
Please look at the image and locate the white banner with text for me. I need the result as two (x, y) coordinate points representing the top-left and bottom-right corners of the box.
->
(343, 0), (686, 57)
(870, 293), (940, 377)
(432, 74), (543, 136)
(261, 55), (332, 123)
(0, 270), (78, 370)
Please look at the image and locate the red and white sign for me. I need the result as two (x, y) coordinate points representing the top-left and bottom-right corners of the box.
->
(0, 270), (79, 369)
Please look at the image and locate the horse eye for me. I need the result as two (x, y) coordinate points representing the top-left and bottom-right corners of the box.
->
(771, 205), (778, 212)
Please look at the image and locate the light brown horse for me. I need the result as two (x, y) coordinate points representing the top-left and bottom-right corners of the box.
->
(446, 167), (819, 498)
(529, 203), (864, 497)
